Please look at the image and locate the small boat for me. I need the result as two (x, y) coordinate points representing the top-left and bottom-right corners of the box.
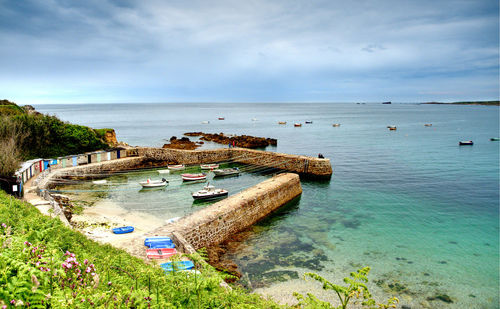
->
(168, 164), (185, 170)
(332, 123), (341, 127)
(166, 217), (181, 224)
(213, 168), (240, 177)
(201, 120), (210, 124)
(200, 163), (219, 170)
(112, 226), (134, 234)
(92, 179), (107, 184)
(490, 137), (499, 141)
(192, 184), (228, 200)
(382, 101), (392, 104)
(251, 118), (258, 121)
(144, 236), (173, 247)
(182, 173), (207, 181)
(161, 261), (195, 272)
(148, 241), (176, 249)
(459, 141), (473, 146)
(146, 248), (177, 259)
(278, 121), (286, 125)
(387, 126), (397, 130)
(305, 121), (313, 124)
(139, 179), (168, 188)
(218, 117), (225, 120)
(294, 123), (302, 127)
(424, 124), (432, 127)
(157, 169), (170, 174)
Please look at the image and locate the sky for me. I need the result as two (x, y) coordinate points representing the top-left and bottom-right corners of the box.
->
(0, 0), (498, 104)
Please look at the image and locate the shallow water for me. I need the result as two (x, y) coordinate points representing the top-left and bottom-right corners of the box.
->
(38, 103), (499, 308)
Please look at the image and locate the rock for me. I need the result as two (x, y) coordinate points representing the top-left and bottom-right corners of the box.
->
(162, 136), (199, 150)
(427, 294), (453, 303)
(184, 132), (277, 148)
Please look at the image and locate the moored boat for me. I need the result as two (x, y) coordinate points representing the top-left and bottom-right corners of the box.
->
(92, 179), (107, 184)
(382, 101), (392, 104)
(192, 184), (228, 200)
(144, 236), (173, 247)
(424, 124), (432, 127)
(213, 168), (240, 177)
(305, 121), (313, 124)
(200, 163), (219, 170)
(146, 248), (177, 259)
(112, 226), (134, 234)
(157, 169), (170, 174)
(168, 164), (185, 170)
(161, 260), (195, 272)
(459, 140), (473, 145)
(490, 137), (499, 141)
(387, 126), (397, 130)
(332, 123), (341, 127)
(278, 121), (286, 125)
(218, 117), (225, 120)
(294, 123), (302, 127)
(182, 173), (207, 181)
(139, 179), (168, 188)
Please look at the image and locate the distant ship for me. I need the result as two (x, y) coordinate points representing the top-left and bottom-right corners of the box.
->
(382, 101), (392, 104)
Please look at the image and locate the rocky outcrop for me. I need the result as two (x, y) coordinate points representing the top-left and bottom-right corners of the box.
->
(162, 136), (199, 150)
(184, 132), (277, 148)
(103, 129), (118, 146)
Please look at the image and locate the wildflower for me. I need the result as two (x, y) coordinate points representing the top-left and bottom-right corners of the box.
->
(10, 300), (15, 305)
(107, 281), (112, 286)
(1, 223), (6, 228)
(84, 259), (88, 265)
(86, 267), (91, 273)
(2, 305), (7, 309)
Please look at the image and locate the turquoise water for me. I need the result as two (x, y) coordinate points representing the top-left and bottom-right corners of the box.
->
(37, 103), (499, 308)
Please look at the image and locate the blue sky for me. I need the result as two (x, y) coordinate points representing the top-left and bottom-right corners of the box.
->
(0, 0), (498, 104)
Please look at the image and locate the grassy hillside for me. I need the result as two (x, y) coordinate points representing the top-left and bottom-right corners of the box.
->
(0, 190), (283, 308)
(0, 100), (110, 176)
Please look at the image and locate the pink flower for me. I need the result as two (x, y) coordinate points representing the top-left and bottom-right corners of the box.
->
(84, 259), (88, 265)
(1, 223), (6, 228)
(2, 304), (7, 309)
(85, 267), (91, 273)
(10, 300), (15, 304)
(108, 281), (112, 286)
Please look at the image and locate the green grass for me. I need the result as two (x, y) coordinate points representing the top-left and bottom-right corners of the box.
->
(0, 190), (284, 308)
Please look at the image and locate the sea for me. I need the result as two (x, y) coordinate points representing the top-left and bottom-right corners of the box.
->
(35, 103), (499, 308)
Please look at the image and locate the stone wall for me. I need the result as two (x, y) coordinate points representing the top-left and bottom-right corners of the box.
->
(136, 147), (332, 178)
(139, 173), (302, 251)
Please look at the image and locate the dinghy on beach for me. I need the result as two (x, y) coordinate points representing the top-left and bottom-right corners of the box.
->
(161, 261), (195, 272)
(112, 226), (134, 234)
(146, 248), (177, 259)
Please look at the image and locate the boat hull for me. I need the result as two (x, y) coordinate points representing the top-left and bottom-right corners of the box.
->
(146, 248), (177, 259)
(192, 191), (228, 200)
(161, 261), (195, 272)
(112, 226), (134, 234)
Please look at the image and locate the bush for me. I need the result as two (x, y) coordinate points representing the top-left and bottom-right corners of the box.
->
(0, 190), (283, 308)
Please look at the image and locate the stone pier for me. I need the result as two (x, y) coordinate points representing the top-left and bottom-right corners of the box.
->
(127, 173), (302, 258)
(135, 147), (332, 178)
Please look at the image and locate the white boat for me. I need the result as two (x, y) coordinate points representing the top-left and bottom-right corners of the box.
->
(213, 168), (240, 177)
(168, 164), (185, 170)
(182, 173), (207, 181)
(166, 216), (181, 224)
(192, 184), (228, 200)
(251, 118), (258, 121)
(92, 179), (107, 184)
(157, 169), (170, 174)
(201, 121), (210, 124)
(332, 123), (341, 127)
(139, 179), (169, 188)
(200, 164), (219, 170)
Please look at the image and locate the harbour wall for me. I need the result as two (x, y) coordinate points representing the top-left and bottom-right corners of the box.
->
(135, 147), (332, 178)
(129, 173), (302, 257)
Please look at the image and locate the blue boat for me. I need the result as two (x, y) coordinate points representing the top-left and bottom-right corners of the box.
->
(144, 236), (173, 247)
(161, 261), (195, 272)
(148, 241), (176, 249)
(112, 226), (134, 234)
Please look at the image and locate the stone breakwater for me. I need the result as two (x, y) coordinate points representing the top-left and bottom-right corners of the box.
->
(128, 173), (302, 258)
(136, 147), (332, 178)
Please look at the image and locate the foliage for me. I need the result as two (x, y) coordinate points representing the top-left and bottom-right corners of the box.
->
(0, 190), (284, 308)
(0, 116), (26, 176)
(0, 100), (109, 173)
(294, 268), (398, 309)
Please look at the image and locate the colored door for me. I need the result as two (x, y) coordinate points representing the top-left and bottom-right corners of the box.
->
(117, 150), (121, 159)
(72, 157), (77, 166)
(97, 153), (101, 162)
(107, 152), (111, 161)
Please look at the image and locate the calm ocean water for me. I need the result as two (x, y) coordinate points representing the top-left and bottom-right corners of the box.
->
(36, 103), (499, 308)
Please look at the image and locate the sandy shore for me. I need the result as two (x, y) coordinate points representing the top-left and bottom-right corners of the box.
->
(70, 199), (166, 249)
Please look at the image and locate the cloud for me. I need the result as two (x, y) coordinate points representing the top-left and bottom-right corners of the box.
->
(0, 0), (498, 103)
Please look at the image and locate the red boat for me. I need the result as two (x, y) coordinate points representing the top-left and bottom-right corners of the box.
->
(182, 173), (207, 181)
(146, 248), (177, 259)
